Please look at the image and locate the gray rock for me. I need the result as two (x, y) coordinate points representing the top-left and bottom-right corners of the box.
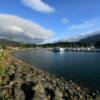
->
(54, 88), (63, 100)
(96, 95), (100, 100)
(26, 74), (32, 82)
(14, 82), (25, 100)
(33, 84), (45, 93)
(33, 84), (47, 100)
(14, 89), (25, 100)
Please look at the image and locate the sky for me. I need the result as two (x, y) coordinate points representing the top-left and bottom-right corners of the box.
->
(0, 0), (100, 43)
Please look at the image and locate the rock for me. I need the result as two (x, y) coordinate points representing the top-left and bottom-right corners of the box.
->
(89, 96), (94, 100)
(33, 84), (44, 93)
(26, 74), (32, 82)
(14, 82), (25, 100)
(69, 88), (74, 95)
(33, 92), (46, 100)
(0, 76), (3, 84)
(1, 56), (100, 100)
(64, 85), (69, 90)
(33, 84), (46, 100)
(79, 95), (84, 100)
(14, 88), (25, 100)
(45, 87), (55, 100)
(32, 77), (39, 83)
(21, 81), (35, 100)
(76, 86), (81, 92)
(73, 95), (79, 100)
(96, 95), (100, 100)
(54, 88), (63, 100)
(2, 86), (12, 98)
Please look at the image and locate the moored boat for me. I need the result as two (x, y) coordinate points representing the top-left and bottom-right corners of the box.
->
(52, 47), (65, 52)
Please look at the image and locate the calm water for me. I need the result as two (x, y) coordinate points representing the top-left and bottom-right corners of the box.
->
(14, 49), (100, 89)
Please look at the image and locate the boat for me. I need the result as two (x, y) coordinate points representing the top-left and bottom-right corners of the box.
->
(52, 47), (65, 52)
(77, 47), (81, 51)
(90, 46), (95, 51)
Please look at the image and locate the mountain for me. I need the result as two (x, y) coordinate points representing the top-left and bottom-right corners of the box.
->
(41, 33), (100, 48)
(0, 39), (22, 47)
(0, 39), (36, 47)
(79, 33), (100, 44)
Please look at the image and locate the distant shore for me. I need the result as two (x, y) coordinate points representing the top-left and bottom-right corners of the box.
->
(0, 50), (100, 100)
(45, 47), (100, 52)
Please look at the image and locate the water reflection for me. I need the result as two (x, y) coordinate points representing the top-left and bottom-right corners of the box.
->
(14, 49), (100, 89)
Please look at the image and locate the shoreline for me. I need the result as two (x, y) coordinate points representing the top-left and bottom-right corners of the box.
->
(0, 54), (100, 100)
(45, 47), (100, 52)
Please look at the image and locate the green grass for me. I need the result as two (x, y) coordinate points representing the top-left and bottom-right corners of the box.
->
(0, 57), (9, 100)
(0, 64), (7, 85)
(0, 49), (11, 100)
(0, 65), (6, 76)
(0, 50), (9, 85)
(0, 50), (9, 61)
(0, 94), (9, 100)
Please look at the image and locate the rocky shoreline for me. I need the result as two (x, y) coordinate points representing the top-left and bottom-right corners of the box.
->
(0, 56), (100, 100)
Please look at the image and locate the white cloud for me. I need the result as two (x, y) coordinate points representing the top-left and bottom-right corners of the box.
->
(63, 18), (100, 41)
(0, 14), (53, 43)
(64, 18), (100, 41)
(69, 19), (99, 30)
(21, 0), (55, 13)
(61, 18), (69, 24)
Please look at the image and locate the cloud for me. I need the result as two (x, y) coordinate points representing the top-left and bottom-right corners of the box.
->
(68, 19), (99, 30)
(64, 18), (100, 41)
(21, 0), (55, 13)
(61, 18), (69, 24)
(0, 14), (53, 43)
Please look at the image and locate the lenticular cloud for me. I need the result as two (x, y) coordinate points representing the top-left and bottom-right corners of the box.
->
(0, 14), (53, 43)
(21, 0), (55, 13)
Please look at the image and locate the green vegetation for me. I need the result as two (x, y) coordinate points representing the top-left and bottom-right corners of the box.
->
(0, 51), (8, 60)
(0, 46), (9, 99)
(0, 94), (9, 100)
(95, 41), (100, 48)
(0, 45), (8, 84)
(0, 49), (9, 61)
(39, 42), (95, 48)
(0, 65), (6, 77)
(0, 39), (36, 48)
(0, 60), (8, 86)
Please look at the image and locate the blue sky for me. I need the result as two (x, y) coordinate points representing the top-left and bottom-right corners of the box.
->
(0, 0), (100, 43)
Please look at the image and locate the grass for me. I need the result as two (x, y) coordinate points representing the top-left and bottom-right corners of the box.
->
(0, 94), (9, 100)
(0, 64), (7, 85)
(0, 64), (6, 76)
(0, 49), (9, 85)
(0, 48), (13, 100)
(0, 50), (9, 100)
(0, 50), (9, 61)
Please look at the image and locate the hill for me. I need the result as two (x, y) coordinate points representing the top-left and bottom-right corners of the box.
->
(0, 39), (36, 47)
(79, 34), (100, 44)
